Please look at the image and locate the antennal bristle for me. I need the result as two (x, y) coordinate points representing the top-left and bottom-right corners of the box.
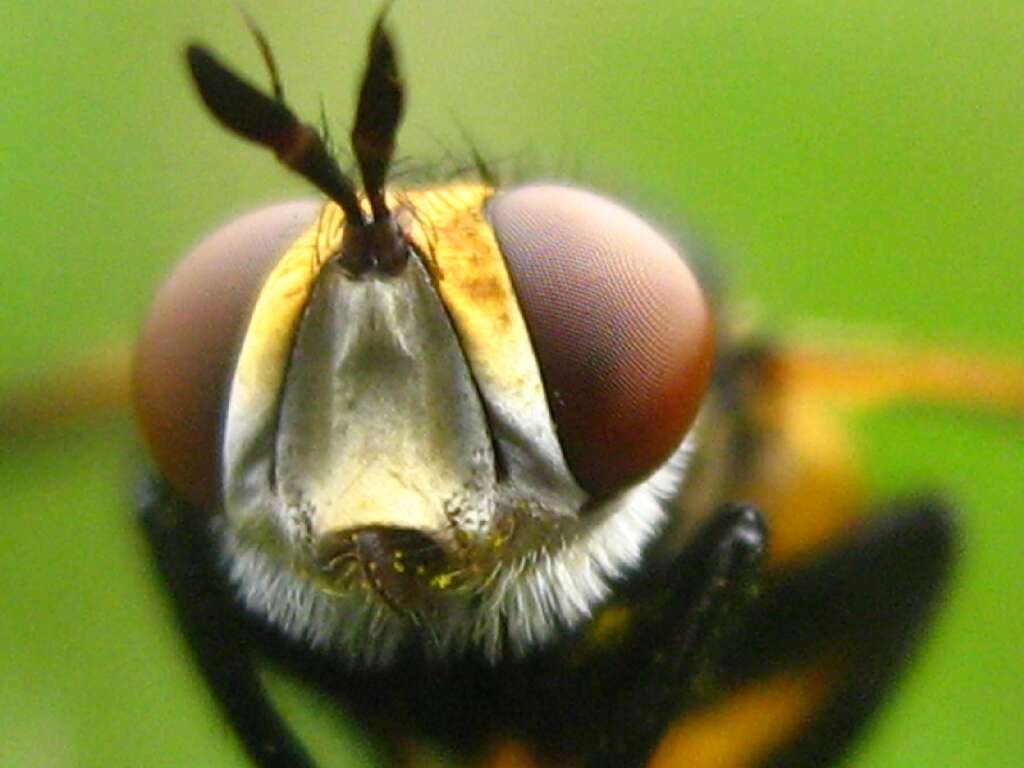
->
(242, 11), (285, 102)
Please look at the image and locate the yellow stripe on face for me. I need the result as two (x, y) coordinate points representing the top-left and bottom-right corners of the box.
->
(399, 184), (549, 428)
(398, 183), (584, 506)
(228, 203), (344, 428)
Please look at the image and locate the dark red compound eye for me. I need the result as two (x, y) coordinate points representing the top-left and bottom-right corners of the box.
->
(133, 200), (320, 507)
(488, 184), (715, 497)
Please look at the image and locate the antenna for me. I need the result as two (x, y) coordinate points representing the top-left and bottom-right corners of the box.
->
(186, 24), (365, 227)
(351, 15), (405, 224)
(186, 11), (411, 274)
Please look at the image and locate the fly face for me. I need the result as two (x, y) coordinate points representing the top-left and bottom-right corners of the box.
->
(134, 22), (715, 665)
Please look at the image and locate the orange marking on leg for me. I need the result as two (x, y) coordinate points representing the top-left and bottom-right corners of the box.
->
(0, 343), (133, 439)
(650, 665), (836, 768)
(742, 389), (861, 567)
(479, 740), (553, 768)
(775, 341), (1024, 415)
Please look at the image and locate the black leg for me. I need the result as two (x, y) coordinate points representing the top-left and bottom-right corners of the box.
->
(718, 496), (957, 768)
(588, 503), (768, 768)
(137, 473), (317, 768)
(137, 472), (953, 768)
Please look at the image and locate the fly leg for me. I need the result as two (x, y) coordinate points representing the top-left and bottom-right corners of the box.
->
(771, 340), (1024, 415)
(585, 503), (768, 768)
(137, 473), (317, 768)
(658, 497), (956, 768)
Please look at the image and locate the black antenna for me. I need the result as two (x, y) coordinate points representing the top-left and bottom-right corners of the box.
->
(187, 12), (411, 275)
(351, 15), (404, 224)
(339, 11), (408, 275)
(186, 27), (365, 227)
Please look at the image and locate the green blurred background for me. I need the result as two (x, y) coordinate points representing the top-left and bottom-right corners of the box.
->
(2, 1), (1022, 765)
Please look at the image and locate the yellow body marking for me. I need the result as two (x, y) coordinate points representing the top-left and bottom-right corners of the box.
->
(650, 665), (836, 768)
(400, 183), (551, 425)
(229, 203), (344, 426)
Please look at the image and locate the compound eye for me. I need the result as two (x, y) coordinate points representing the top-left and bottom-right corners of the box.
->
(487, 184), (714, 497)
(133, 200), (320, 507)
